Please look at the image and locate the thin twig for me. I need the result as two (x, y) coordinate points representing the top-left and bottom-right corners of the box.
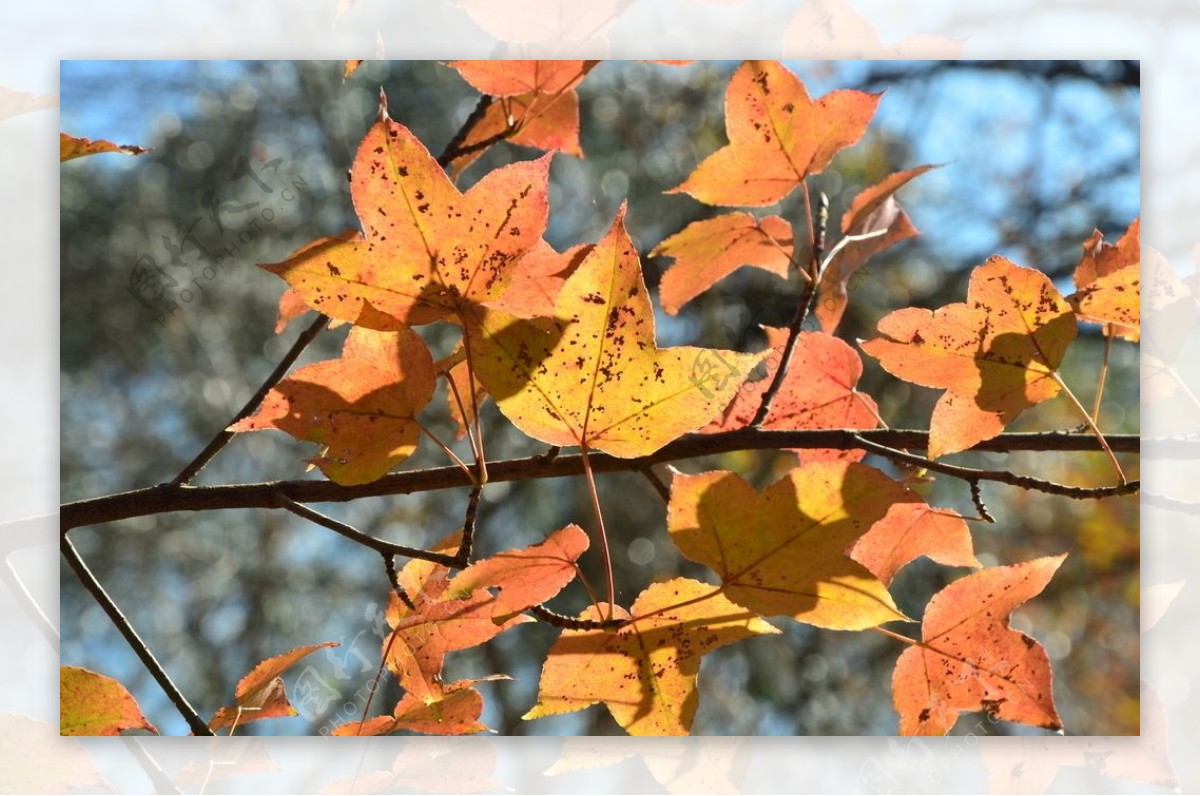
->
(1091, 328), (1114, 422)
(456, 482), (483, 567)
(751, 182), (821, 426)
(384, 554), (416, 611)
(278, 496), (461, 567)
(61, 429), (1141, 531)
(969, 479), (997, 523)
(173, 314), (328, 486)
(850, 433), (1138, 500)
(638, 465), (672, 503)
(61, 534), (213, 736)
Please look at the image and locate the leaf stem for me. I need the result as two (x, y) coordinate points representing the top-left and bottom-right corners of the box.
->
(1052, 371), (1126, 485)
(871, 626), (920, 645)
(579, 445), (617, 622)
(1090, 329), (1114, 422)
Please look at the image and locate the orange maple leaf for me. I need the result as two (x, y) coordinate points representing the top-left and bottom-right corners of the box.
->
(331, 678), (502, 736)
(860, 256), (1077, 458)
(60, 132), (150, 162)
(207, 642), (339, 732)
(816, 164), (937, 333)
(669, 60), (880, 207)
(848, 501), (981, 587)
(262, 93), (551, 327)
(468, 205), (766, 458)
(60, 667), (158, 736)
(652, 212), (794, 315)
(1068, 218), (1140, 342)
(523, 578), (778, 735)
(892, 555), (1066, 735)
(701, 328), (880, 462)
(384, 528), (585, 700)
(667, 464), (909, 629)
(229, 327), (436, 486)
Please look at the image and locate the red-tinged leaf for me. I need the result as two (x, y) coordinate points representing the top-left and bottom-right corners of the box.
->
(892, 555), (1066, 735)
(436, 342), (488, 440)
(524, 578), (778, 735)
(208, 641), (339, 732)
(486, 240), (592, 319)
(274, 287), (312, 334)
(384, 533), (530, 701)
(0, 714), (111, 791)
(469, 206), (766, 458)
(448, 524), (589, 621)
(60, 132), (151, 162)
(848, 501), (981, 586)
(652, 213), (794, 315)
(448, 60), (597, 97)
(816, 165), (937, 333)
(669, 60), (880, 207)
(60, 666), (157, 736)
(860, 256), (1077, 458)
(262, 95), (551, 327)
(0, 86), (56, 120)
(445, 91), (584, 179)
(229, 326), (436, 485)
(1068, 218), (1140, 341)
(331, 678), (501, 736)
(782, 0), (966, 59)
(667, 464), (908, 629)
(702, 328), (879, 462)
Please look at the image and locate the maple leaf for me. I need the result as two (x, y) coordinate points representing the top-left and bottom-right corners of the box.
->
(847, 501), (981, 586)
(444, 61), (597, 177)
(860, 256), (1077, 458)
(816, 164), (937, 333)
(449, 60), (597, 98)
(701, 327), (879, 462)
(228, 326), (436, 486)
(892, 554), (1066, 735)
(384, 528), (585, 699)
(1068, 218), (1140, 341)
(60, 666), (157, 736)
(523, 577), (778, 735)
(330, 678), (501, 736)
(468, 206), (766, 458)
(448, 524), (589, 622)
(652, 213), (794, 315)
(487, 239), (592, 319)
(60, 132), (150, 162)
(667, 464), (908, 629)
(262, 93), (551, 328)
(207, 642), (340, 732)
(669, 60), (880, 207)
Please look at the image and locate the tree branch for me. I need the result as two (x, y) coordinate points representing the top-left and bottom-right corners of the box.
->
(61, 429), (1138, 531)
(60, 534), (213, 736)
(172, 313), (328, 486)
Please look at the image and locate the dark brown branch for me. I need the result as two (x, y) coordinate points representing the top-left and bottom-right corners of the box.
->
(61, 429), (1138, 531)
(61, 534), (213, 736)
(529, 603), (625, 630)
(849, 433), (1138, 500)
(172, 314), (328, 486)
(384, 554), (416, 611)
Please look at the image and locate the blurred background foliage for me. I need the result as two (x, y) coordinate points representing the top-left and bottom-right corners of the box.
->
(61, 60), (1139, 736)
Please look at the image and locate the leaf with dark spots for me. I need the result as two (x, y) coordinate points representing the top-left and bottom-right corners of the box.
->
(468, 205), (765, 458)
(892, 555), (1066, 735)
(261, 93), (551, 327)
(524, 578), (777, 735)
(860, 257), (1076, 458)
(1068, 218), (1140, 341)
(668, 60), (880, 207)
